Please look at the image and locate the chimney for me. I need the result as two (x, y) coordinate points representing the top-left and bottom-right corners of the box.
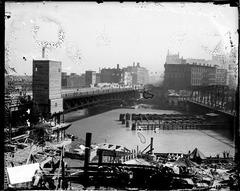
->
(137, 62), (140, 67)
(117, 64), (119, 69)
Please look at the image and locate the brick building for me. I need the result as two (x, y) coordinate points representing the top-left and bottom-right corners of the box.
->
(61, 72), (68, 88)
(62, 72), (86, 89)
(123, 62), (149, 85)
(163, 63), (218, 89)
(85, 71), (96, 87)
(121, 71), (132, 86)
(100, 64), (122, 84)
(215, 68), (227, 86)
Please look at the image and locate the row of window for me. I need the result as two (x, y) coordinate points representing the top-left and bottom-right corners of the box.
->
(165, 73), (185, 78)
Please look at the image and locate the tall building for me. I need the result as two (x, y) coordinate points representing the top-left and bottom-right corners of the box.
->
(32, 60), (63, 116)
(185, 58), (209, 65)
(164, 63), (217, 89)
(215, 68), (227, 86)
(149, 73), (162, 85)
(67, 73), (79, 88)
(211, 54), (228, 69)
(61, 72), (68, 88)
(166, 51), (181, 64)
(121, 71), (132, 86)
(100, 64), (122, 83)
(62, 72), (86, 89)
(96, 73), (101, 84)
(85, 71), (96, 87)
(79, 74), (86, 87)
(226, 47), (238, 89)
(123, 62), (149, 85)
(164, 51), (229, 89)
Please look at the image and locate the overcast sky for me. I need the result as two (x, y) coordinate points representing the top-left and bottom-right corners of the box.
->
(5, 2), (238, 75)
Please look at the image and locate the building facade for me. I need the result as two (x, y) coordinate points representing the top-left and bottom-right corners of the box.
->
(121, 71), (132, 86)
(96, 73), (101, 84)
(123, 62), (149, 85)
(164, 63), (219, 89)
(62, 72), (86, 89)
(226, 47), (238, 89)
(61, 72), (68, 88)
(166, 51), (182, 64)
(100, 64), (122, 84)
(215, 68), (227, 86)
(85, 71), (96, 87)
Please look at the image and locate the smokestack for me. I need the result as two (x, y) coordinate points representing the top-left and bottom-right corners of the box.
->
(42, 47), (45, 58)
(117, 64), (119, 69)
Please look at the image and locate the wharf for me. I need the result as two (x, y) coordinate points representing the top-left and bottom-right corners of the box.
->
(119, 113), (220, 130)
(4, 132), (238, 191)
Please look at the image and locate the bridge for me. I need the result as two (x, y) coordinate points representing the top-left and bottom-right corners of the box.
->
(5, 86), (142, 117)
(61, 87), (142, 112)
(184, 85), (236, 117)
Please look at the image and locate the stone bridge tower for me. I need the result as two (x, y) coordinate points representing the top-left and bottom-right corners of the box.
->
(32, 60), (63, 119)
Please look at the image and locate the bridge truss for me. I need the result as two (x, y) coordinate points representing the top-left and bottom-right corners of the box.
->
(187, 85), (236, 115)
(62, 88), (140, 112)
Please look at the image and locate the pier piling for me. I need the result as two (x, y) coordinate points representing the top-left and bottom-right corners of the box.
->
(84, 132), (92, 187)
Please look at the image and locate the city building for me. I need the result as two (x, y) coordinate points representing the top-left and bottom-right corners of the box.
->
(123, 62), (149, 85)
(79, 74), (86, 87)
(148, 72), (163, 85)
(215, 67), (227, 86)
(121, 71), (132, 86)
(211, 54), (228, 69)
(226, 47), (238, 89)
(67, 73), (80, 88)
(96, 73), (101, 84)
(62, 72), (86, 89)
(164, 63), (218, 89)
(185, 58), (210, 65)
(166, 51), (182, 64)
(100, 64), (122, 84)
(61, 72), (68, 88)
(85, 71), (96, 87)
(164, 51), (230, 89)
(5, 75), (32, 94)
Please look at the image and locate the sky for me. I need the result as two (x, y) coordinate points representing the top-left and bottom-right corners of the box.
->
(5, 2), (238, 75)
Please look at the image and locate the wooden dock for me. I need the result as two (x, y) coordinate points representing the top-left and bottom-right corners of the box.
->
(119, 113), (218, 130)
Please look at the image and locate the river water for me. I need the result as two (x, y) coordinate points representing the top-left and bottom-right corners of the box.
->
(66, 107), (234, 157)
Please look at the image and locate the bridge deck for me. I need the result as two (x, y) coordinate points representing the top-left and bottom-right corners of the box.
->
(61, 87), (141, 99)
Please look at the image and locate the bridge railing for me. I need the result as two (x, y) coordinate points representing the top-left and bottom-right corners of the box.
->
(61, 87), (141, 99)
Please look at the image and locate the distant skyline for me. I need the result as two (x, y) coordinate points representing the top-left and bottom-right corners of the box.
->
(5, 2), (238, 75)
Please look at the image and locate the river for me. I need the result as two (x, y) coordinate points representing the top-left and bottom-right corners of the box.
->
(65, 107), (234, 157)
